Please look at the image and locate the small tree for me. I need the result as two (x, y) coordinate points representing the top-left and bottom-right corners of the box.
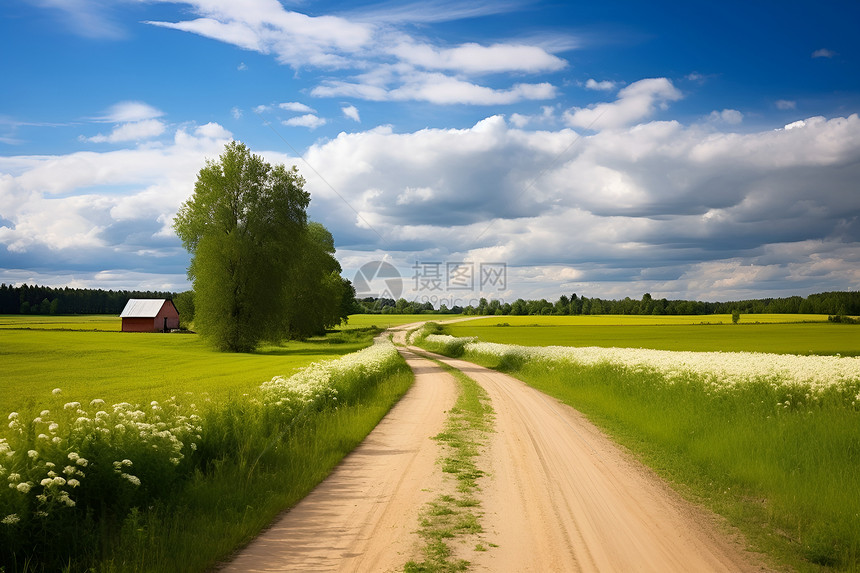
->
(732, 309), (740, 324)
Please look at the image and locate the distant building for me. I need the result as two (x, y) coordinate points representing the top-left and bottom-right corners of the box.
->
(120, 299), (180, 333)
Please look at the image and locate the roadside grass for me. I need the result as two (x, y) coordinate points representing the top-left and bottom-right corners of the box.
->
(0, 320), (383, 413)
(96, 365), (415, 572)
(1, 340), (413, 572)
(404, 357), (493, 573)
(446, 319), (859, 356)
(414, 324), (860, 572)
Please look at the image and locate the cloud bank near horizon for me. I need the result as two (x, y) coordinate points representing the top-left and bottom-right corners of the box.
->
(2, 84), (858, 301)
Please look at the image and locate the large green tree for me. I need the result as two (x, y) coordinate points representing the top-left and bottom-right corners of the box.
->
(285, 222), (351, 338)
(173, 141), (310, 351)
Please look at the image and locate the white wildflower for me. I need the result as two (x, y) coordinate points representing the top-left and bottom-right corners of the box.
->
(16, 482), (31, 493)
(121, 473), (141, 487)
(90, 398), (105, 407)
(67, 478), (80, 488)
(2, 514), (20, 525)
(27, 450), (38, 459)
(52, 388), (61, 395)
(63, 401), (80, 410)
(7, 412), (18, 421)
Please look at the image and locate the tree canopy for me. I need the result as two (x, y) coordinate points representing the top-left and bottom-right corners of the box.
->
(174, 141), (316, 351)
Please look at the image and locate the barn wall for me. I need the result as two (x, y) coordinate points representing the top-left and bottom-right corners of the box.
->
(122, 317), (155, 332)
(155, 303), (180, 331)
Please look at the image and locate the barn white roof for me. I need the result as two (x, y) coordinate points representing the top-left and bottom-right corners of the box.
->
(120, 299), (168, 318)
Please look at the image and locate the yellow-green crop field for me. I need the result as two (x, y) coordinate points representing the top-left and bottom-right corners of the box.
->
(445, 314), (860, 356)
(0, 315), (388, 414)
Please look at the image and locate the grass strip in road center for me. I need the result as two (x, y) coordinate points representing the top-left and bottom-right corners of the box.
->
(404, 355), (494, 573)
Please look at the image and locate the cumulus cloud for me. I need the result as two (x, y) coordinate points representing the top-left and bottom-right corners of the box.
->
(342, 105), (361, 122)
(283, 114), (327, 129)
(585, 79), (617, 91)
(314, 72), (557, 105)
(279, 102), (316, 113)
(295, 110), (860, 299)
(85, 101), (167, 143)
(4, 87), (859, 300)
(96, 101), (164, 123)
(708, 109), (743, 125)
(390, 41), (566, 74)
(88, 119), (167, 143)
(0, 122), (234, 288)
(563, 78), (683, 130)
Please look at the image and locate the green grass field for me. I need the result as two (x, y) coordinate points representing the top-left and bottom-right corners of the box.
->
(445, 314), (860, 356)
(342, 313), (460, 329)
(0, 315), (388, 414)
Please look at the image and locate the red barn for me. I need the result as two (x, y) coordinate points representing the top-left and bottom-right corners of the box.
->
(120, 299), (180, 333)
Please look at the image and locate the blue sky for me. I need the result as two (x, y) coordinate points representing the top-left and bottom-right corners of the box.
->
(1, 0), (859, 304)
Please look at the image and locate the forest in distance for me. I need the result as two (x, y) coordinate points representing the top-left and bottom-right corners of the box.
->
(356, 290), (860, 317)
(3, 282), (859, 319)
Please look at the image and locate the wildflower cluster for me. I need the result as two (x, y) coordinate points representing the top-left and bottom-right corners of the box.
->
(418, 333), (860, 404)
(1, 393), (202, 536)
(261, 339), (402, 412)
(1, 340), (406, 569)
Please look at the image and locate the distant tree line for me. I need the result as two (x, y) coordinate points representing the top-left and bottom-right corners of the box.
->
(0, 283), (175, 315)
(356, 291), (860, 317)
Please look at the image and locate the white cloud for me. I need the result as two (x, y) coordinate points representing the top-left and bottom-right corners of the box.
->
(279, 102), (316, 113)
(283, 114), (327, 129)
(564, 78), (682, 130)
(509, 106), (556, 128)
(231, 107), (243, 119)
(144, 1), (568, 106)
(708, 109), (743, 125)
(812, 48), (836, 58)
(145, 1), (373, 68)
(0, 122), (233, 277)
(315, 72), (557, 105)
(776, 99), (797, 110)
(97, 101), (164, 123)
(88, 119), (167, 143)
(342, 105), (361, 122)
(296, 110), (860, 299)
(391, 41), (567, 74)
(237, 61), (248, 70)
(585, 79), (617, 91)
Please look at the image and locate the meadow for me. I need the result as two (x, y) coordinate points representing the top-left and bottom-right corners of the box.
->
(413, 322), (860, 571)
(445, 314), (860, 356)
(0, 315), (418, 572)
(0, 316), (384, 414)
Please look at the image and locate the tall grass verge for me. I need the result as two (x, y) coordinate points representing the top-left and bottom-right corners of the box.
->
(412, 325), (860, 572)
(0, 340), (412, 572)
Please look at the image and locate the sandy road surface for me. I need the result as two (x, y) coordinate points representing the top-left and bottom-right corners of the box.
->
(221, 325), (769, 572)
(424, 350), (770, 572)
(219, 343), (458, 572)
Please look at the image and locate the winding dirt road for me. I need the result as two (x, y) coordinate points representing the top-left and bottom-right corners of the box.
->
(220, 326), (770, 572)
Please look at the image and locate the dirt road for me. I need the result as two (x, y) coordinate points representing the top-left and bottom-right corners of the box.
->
(220, 326), (769, 572)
